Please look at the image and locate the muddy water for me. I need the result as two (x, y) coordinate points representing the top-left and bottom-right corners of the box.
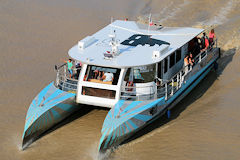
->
(0, 0), (240, 159)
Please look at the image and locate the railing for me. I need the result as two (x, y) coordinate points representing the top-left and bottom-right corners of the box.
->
(120, 39), (218, 101)
(55, 63), (80, 92)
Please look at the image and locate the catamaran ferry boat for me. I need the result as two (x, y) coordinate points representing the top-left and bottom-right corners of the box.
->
(22, 20), (220, 151)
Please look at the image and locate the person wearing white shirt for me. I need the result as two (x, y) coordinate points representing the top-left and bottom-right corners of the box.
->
(103, 72), (114, 82)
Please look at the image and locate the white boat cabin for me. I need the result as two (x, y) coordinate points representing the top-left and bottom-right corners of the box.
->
(57, 20), (204, 108)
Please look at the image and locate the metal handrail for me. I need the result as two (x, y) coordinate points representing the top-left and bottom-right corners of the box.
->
(120, 39), (218, 101)
(55, 63), (79, 92)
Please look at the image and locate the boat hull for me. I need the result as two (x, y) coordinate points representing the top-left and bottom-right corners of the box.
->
(99, 48), (220, 152)
(22, 82), (80, 149)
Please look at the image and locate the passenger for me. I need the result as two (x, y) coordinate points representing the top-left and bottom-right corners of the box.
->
(75, 61), (81, 78)
(75, 61), (82, 68)
(102, 72), (114, 82)
(93, 70), (99, 79)
(192, 37), (200, 57)
(184, 55), (189, 74)
(200, 32), (209, 52)
(133, 69), (144, 83)
(209, 29), (215, 46)
(97, 71), (103, 80)
(63, 59), (73, 78)
(189, 53), (194, 66)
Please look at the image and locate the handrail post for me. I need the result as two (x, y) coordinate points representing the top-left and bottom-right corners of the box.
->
(171, 79), (174, 95)
(177, 74), (179, 90)
(154, 82), (157, 99)
(56, 69), (59, 86)
(165, 83), (168, 100)
(64, 65), (67, 81)
(180, 71), (182, 88)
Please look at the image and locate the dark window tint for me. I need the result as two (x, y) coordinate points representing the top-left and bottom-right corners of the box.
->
(176, 49), (181, 62)
(170, 52), (175, 68)
(82, 87), (116, 99)
(164, 58), (168, 73)
(157, 62), (162, 78)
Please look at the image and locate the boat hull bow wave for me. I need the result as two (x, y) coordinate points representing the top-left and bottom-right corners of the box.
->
(22, 82), (79, 149)
(99, 98), (165, 152)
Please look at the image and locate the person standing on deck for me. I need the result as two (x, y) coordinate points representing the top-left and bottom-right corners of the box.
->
(102, 72), (114, 82)
(201, 32), (209, 52)
(189, 53), (194, 66)
(184, 55), (189, 74)
(209, 29), (215, 46)
(63, 59), (73, 78)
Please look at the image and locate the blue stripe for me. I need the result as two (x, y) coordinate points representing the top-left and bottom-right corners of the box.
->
(122, 123), (126, 134)
(43, 89), (63, 105)
(56, 103), (74, 111)
(134, 114), (152, 122)
(120, 99), (162, 121)
(37, 82), (53, 106)
(125, 122), (131, 133)
(99, 127), (110, 150)
(47, 111), (52, 124)
(104, 126), (113, 149)
(120, 125), (123, 136)
(116, 126), (120, 140)
(44, 93), (75, 108)
(120, 101), (142, 116)
(51, 109), (60, 119)
(128, 119), (138, 130)
(109, 126), (116, 146)
(114, 100), (125, 117)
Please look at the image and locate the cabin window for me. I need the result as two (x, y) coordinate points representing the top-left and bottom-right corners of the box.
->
(124, 68), (131, 81)
(84, 65), (121, 85)
(82, 87), (116, 99)
(170, 52), (175, 68)
(124, 64), (155, 83)
(176, 48), (181, 63)
(164, 58), (168, 73)
(157, 61), (162, 79)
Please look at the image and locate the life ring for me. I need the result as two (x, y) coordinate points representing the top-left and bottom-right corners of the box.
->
(126, 81), (134, 92)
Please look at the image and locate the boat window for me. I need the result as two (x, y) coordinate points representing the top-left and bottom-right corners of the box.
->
(124, 68), (131, 81)
(170, 52), (175, 68)
(164, 58), (168, 73)
(84, 65), (121, 85)
(82, 87), (116, 99)
(157, 61), (162, 79)
(176, 48), (181, 63)
(124, 65), (155, 83)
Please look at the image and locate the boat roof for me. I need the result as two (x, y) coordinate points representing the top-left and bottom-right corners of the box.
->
(68, 20), (204, 68)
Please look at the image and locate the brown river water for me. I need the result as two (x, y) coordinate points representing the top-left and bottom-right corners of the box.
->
(0, 0), (240, 159)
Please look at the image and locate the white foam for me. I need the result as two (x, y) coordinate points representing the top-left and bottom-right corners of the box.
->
(86, 141), (113, 160)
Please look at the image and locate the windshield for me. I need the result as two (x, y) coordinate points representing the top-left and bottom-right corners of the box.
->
(84, 65), (121, 85)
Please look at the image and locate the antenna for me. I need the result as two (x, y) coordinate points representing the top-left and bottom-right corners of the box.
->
(148, 13), (153, 35)
(109, 30), (119, 56)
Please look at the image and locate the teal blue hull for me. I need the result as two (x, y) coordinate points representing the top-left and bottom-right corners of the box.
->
(22, 82), (80, 149)
(99, 49), (220, 152)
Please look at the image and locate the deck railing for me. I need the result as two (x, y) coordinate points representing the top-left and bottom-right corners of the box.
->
(55, 63), (80, 92)
(120, 39), (218, 101)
